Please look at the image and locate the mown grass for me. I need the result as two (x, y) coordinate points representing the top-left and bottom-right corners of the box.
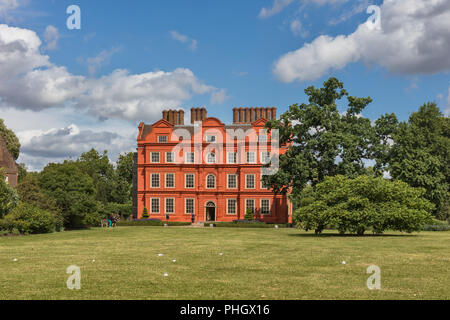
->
(0, 227), (449, 300)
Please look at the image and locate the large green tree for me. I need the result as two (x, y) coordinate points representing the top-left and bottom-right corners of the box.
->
(295, 175), (434, 235)
(38, 161), (99, 228)
(0, 119), (20, 160)
(387, 103), (449, 218)
(77, 149), (132, 205)
(264, 77), (375, 202)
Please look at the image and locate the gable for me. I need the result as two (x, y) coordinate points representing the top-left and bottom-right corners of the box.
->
(202, 117), (225, 127)
(152, 119), (175, 128)
(252, 118), (267, 127)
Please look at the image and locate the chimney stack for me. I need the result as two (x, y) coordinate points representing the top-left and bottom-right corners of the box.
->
(191, 107), (208, 124)
(162, 109), (184, 125)
(232, 107), (277, 124)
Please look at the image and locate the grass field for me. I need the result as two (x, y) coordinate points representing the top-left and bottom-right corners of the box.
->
(0, 226), (449, 300)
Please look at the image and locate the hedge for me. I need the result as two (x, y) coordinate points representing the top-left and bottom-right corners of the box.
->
(208, 222), (292, 229)
(117, 220), (191, 227)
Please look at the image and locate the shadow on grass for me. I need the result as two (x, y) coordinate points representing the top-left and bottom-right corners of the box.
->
(288, 232), (419, 238)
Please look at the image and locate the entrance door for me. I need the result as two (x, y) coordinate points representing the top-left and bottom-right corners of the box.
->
(205, 202), (216, 221)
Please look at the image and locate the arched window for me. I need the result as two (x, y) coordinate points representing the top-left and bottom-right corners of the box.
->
(206, 174), (216, 189)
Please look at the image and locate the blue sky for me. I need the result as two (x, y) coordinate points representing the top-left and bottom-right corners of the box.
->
(0, 0), (449, 170)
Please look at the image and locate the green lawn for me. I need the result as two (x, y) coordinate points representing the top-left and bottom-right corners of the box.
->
(0, 226), (449, 300)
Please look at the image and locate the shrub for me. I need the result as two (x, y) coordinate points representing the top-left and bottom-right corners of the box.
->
(2, 203), (58, 234)
(142, 207), (149, 219)
(420, 219), (450, 231)
(214, 222), (291, 229)
(244, 208), (254, 221)
(0, 170), (19, 218)
(294, 175), (434, 235)
(117, 220), (190, 227)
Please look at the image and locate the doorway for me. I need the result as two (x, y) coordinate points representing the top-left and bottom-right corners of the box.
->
(205, 201), (216, 222)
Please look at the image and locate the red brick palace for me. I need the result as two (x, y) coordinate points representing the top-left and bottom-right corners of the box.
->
(135, 107), (292, 223)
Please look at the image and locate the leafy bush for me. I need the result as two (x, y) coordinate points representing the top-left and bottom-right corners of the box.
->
(213, 222), (291, 229)
(17, 173), (64, 231)
(38, 161), (99, 229)
(0, 170), (19, 218)
(142, 207), (149, 219)
(117, 220), (190, 227)
(420, 219), (450, 231)
(244, 208), (254, 221)
(294, 175), (434, 235)
(1, 203), (59, 234)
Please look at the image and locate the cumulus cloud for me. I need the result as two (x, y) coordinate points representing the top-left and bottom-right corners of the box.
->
(170, 30), (198, 51)
(43, 25), (58, 50)
(0, 24), (223, 122)
(17, 124), (135, 171)
(274, 0), (450, 82)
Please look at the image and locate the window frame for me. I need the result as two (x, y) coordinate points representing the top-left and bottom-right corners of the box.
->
(158, 136), (168, 143)
(151, 173), (160, 188)
(185, 173), (195, 189)
(246, 151), (256, 164)
(185, 198), (195, 215)
(185, 152), (195, 164)
(260, 199), (271, 215)
(165, 198), (175, 214)
(165, 152), (174, 163)
(206, 152), (216, 164)
(227, 152), (237, 164)
(165, 173), (175, 188)
(206, 174), (216, 189)
(260, 151), (270, 164)
(245, 174), (256, 189)
(227, 198), (237, 215)
(227, 174), (237, 189)
(246, 199), (255, 214)
(150, 198), (160, 214)
(151, 152), (160, 163)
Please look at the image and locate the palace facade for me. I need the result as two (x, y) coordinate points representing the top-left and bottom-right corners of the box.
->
(135, 107), (292, 223)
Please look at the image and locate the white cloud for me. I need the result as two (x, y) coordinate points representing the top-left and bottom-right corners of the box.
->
(85, 47), (121, 75)
(329, 0), (371, 25)
(274, 0), (450, 82)
(17, 124), (136, 171)
(0, 0), (18, 21)
(0, 24), (223, 122)
(259, 0), (347, 19)
(43, 25), (58, 50)
(210, 88), (230, 105)
(290, 19), (308, 37)
(259, 0), (294, 19)
(170, 30), (198, 51)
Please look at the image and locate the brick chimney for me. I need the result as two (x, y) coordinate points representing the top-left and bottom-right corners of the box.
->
(191, 107), (207, 124)
(232, 107), (277, 124)
(162, 109), (184, 125)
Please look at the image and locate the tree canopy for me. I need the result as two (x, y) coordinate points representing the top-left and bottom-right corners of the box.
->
(295, 175), (434, 235)
(0, 119), (20, 160)
(264, 77), (376, 198)
(387, 103), (449, 218)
